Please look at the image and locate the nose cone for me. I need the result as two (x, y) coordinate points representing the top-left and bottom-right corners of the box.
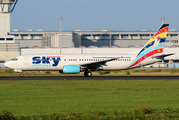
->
(4, 61), (10, 68)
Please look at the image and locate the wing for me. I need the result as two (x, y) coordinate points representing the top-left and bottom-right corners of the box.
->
(80, 58), (118, 70)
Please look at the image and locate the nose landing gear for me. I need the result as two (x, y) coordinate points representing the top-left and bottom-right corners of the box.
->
(20, 72), (23, 77)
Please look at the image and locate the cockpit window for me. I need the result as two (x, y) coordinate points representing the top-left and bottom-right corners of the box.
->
(11, 58), (18, 61)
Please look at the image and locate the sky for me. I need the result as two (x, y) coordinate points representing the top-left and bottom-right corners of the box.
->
(10, 0), (179, 31)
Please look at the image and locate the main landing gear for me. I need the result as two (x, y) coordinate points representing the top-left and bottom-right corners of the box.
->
(84, 71), (92, 77)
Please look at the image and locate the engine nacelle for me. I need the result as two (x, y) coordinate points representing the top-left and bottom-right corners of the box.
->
(59, 65), (80, 74)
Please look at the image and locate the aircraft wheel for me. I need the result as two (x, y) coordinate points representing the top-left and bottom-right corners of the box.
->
(84, 72), (87, 77)
(87, 71), (92, 77)
(20, 73), (23, 77)
(84, 71), (92, 77)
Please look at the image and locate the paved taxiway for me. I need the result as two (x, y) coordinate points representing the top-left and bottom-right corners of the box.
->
(0, 76), (179, 80)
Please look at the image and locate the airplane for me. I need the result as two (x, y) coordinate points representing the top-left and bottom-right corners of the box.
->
(4, 24), (174, 77)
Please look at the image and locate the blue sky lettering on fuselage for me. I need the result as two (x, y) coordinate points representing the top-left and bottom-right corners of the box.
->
(32, 56), (61, 66)
(51, 58), (60, 66)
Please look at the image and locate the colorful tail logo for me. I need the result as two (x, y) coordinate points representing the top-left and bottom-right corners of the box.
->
(129, 24), (169, 68)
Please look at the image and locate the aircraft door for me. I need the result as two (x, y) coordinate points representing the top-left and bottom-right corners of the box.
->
(24, 57), (28, 65)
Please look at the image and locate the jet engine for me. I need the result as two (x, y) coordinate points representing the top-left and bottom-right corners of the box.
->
(59, 65), (80, 74)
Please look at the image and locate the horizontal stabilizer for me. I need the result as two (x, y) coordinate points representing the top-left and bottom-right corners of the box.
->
(152, 53), (175, 59)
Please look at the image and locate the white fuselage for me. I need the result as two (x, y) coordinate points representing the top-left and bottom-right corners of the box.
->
(5, 53), (161, 71)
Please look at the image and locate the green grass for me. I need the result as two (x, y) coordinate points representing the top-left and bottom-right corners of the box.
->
(4, 68), (13, 73)
(0, 80), (179, 117)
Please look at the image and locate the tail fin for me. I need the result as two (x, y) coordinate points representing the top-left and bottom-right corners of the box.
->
(129, 24), (169, 68)
(137, 24), (169, 56)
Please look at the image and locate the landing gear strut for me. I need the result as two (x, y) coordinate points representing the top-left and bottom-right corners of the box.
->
(84, 71), (92, 77)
